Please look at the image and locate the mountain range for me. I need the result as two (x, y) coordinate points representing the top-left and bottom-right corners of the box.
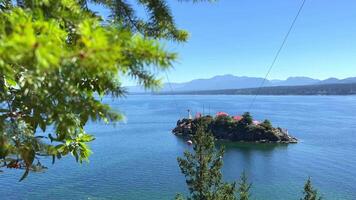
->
(127, 74), (356, 93)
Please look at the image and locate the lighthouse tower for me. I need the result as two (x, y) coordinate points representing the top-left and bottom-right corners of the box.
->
(187, 109), (192, 120)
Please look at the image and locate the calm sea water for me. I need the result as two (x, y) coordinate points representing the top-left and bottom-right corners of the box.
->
(1, 95), (356, 200)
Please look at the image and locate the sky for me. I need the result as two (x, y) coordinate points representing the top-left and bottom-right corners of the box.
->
(92, 0), (356, 85)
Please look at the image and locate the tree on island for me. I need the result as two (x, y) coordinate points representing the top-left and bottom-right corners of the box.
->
(240, 112), (253, 125)
(0, 0), (211, 180)
(301, 177), (322, 200)
(260, 119), (273, 130)
(176, 124), (237, 200)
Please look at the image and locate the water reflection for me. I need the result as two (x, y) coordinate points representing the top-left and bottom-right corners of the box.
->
(219, 141), (290, 153)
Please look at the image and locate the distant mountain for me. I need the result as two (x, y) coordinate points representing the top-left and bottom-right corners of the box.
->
(275, 76), (319, 86)
(317, 77), (356, 85)
(176, 75), (267, 91)
(127, 74), (268, 93)
(127, 74), (356, 93)
(340, 77), (356, 83)
(318, 77), (340, 85)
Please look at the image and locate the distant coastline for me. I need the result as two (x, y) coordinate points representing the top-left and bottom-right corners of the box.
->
(154, 82), (356, 96)
(127, 74), (356, 95)
(126, 74), (356, 93)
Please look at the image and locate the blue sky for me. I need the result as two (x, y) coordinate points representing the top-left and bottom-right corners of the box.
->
(93, 0), (356, 85)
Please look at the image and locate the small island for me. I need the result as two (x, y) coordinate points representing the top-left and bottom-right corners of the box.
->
(172, 111), (298, 143)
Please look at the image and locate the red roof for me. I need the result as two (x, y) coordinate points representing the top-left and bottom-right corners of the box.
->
(233, 116), (242, 121)
(216, 112), (229, 116)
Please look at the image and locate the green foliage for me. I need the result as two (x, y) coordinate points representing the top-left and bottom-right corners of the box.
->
(240, 112), (253, 125)
(176, 124), (237, 200)
(91, 0), (188, 42)
(191, 115), (213, 131)
(176, 113), (287, 142)
(175, 193), (186, 200)
(260, 119), (272, 130)
(237, 172), (251, 200)
(0, 0), (209, 180)
(215, 115), (234, 127)
(301, 177), (322, 200)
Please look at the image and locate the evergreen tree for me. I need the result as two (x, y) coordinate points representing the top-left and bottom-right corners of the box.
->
(241, 112), (253, 125)
(237, 171), (251, 200)
(301, 177), (322, 200)
(176, 124), (237, 200)
(0, 0), (211, 180)
(175, 193), (186, 200)
(261, 119), (272, 130)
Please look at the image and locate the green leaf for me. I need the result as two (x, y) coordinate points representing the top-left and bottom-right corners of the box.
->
(0, 0), (188, 179)
(5, 78), (17, 87)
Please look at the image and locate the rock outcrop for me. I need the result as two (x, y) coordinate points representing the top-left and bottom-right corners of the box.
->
(172, 115), (297, 143)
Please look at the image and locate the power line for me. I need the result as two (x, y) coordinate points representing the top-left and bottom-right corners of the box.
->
(248, 0), (307, 111)
(164, 70), (180, 111)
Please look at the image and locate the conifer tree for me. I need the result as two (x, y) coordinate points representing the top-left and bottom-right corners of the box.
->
(237, 171), (251, 200)
(261, 119), (272, 130)
(0, 0), (211, 180)
(176, 124), (237, 200)
(301, 177), (322, 200)
(241, 112), (253, 125)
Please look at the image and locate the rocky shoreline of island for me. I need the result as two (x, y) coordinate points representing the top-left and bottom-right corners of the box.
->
(172, 112), (298, 144)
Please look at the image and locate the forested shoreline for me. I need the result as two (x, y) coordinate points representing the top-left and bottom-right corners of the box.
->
(157, 83), (356, 95)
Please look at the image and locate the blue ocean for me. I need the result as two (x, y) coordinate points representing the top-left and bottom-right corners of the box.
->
(1, 95), (356, 200)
